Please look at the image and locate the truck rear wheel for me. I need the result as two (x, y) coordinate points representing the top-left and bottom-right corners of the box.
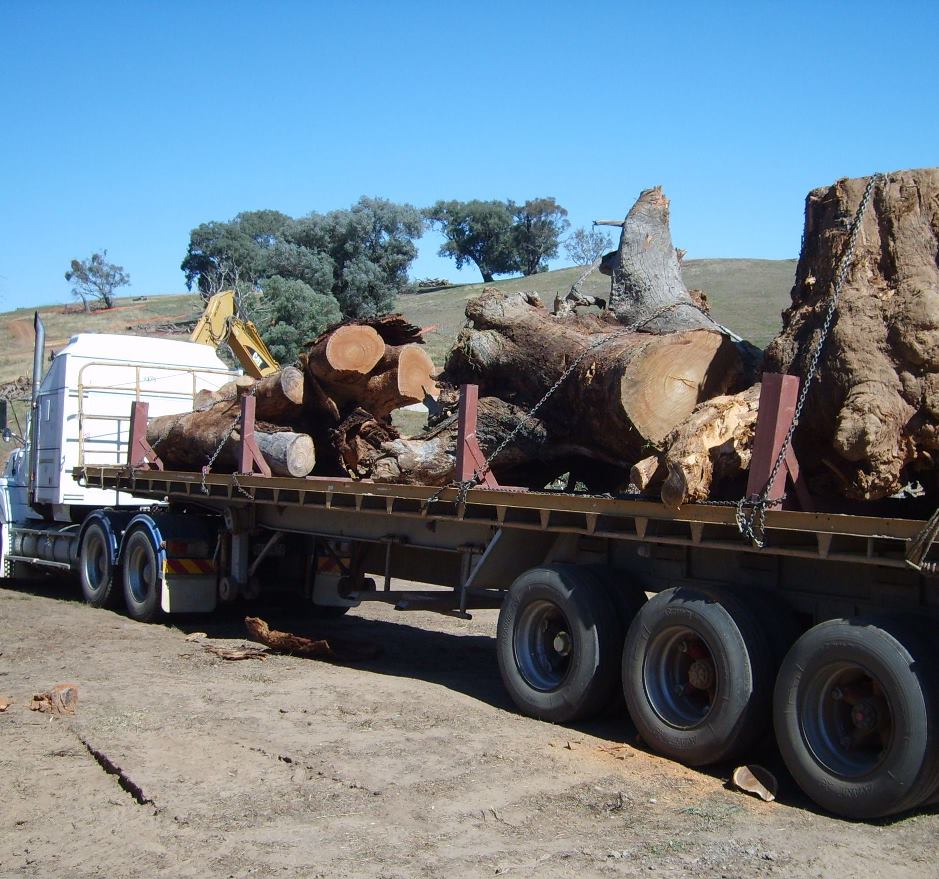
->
(497, 564), (621, 723)
(121, 528), (161, 622)
(622, 585), (773, 766)
(774, 617), (939, 819)
(79, 522), (117, 608)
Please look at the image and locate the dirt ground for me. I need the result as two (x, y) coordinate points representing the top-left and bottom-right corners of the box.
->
(1, 576), (938, 879)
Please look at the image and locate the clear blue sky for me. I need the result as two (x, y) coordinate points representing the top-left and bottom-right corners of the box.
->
(1, 1), (936, 309)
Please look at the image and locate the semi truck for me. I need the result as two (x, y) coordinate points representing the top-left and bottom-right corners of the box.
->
(2, 313), (939, 821)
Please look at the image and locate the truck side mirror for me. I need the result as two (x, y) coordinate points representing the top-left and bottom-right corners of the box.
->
(1, 428), (11, 443)
(0, 400), (6, 432)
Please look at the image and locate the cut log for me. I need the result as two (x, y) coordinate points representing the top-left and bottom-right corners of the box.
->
(147, 402), (316, 477)
(255, 431), (316, 477)
(303, 321), (439, 418)
(764, 167), (939, 500)
(660, 385), (761, 510)
(630, 455), (664, 492)
(444, 288), (744, 464)
(318, 324), (386, 375)
(196, 368), (305, 422)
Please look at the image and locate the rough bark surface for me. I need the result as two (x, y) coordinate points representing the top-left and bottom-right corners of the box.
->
(659, 385), (761, 510)
(764, 167), (939, 500)
(600, 187), (719, 333)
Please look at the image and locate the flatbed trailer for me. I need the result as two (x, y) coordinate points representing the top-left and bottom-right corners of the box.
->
(73, 461), (939, 821)
(5, 322), (939, 821)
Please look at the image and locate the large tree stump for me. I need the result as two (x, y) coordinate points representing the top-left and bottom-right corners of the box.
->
(599, 186), (720, 333)
(764, 167), (939, 500)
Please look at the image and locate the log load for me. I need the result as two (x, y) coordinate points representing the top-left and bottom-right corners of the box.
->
(443, 288), (744, 467)
(764, 167), (939, 500)
(659, 385), (761, 510)
(358, 396), (630, 488)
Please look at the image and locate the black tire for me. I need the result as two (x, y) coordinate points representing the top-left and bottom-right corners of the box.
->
(79, 521), (118, 608)
(774, 617), (939, 819)
(497, 564), (622, 723)
(587, 565), (647, 628)
(622, 585), (773, 766)
(121, 528), (162, 622)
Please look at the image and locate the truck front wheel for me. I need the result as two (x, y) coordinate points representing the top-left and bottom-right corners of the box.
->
(121, 528), (161, 623)
(622, 585), (773, 766)
(497, 565), (621, 723)
(79, 522), (117, 608)
(774, 617), (939, 819)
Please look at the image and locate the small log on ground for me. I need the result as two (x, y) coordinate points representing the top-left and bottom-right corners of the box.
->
(764, 167), (939, 500)
(147, 402), (316, 477)
(660, 385), (761, 510)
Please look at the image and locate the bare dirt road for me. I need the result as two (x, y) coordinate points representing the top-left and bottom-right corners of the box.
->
(1, 577), (937, 879)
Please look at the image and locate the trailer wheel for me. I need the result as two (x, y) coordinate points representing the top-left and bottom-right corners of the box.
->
(622, 585), (773, 766)
(497, 564), (621, 723)
(121, 528), (161, 622)
(774, 617), (939, 819)
(79, 522), (117, 608)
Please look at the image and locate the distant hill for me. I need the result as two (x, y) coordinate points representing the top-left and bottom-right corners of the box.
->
(0, 258), (795, 388)
(396, 258), (796, 368)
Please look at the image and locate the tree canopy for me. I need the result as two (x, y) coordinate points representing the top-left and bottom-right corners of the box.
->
(423, 197), (569, 280)
(65, 250), (130, 311)
(423, 199), (518, 282)
(248, 275), (342, 365)
(181, 198), (422, 318)
(511, 197), (569, 276)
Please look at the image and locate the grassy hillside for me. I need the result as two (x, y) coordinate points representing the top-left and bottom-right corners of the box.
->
(0, 258), (795, 389)
(396, 258), (796, 368)
(0, 293), (201, 387)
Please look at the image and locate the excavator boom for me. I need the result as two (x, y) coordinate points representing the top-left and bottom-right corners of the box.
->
(190, 290), (279, 378)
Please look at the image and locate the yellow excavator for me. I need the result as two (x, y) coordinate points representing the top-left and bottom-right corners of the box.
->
(190, 290), (279, 378)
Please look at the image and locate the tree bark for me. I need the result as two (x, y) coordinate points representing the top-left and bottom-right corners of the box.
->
(764, 167), (939, 500)
(600, 186), (718, 333)
(196, 368), (305, 423)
